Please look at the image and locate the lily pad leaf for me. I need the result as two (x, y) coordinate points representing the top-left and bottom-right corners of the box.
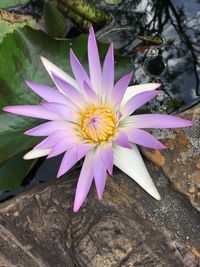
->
(0, 0), (30, 9)
(0, 18), (36, 44)
(0, 151), (36, 192)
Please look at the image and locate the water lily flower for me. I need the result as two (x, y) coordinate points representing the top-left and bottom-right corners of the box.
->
(3, 27), (192, 212)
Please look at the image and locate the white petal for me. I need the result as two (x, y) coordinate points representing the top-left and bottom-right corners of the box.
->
(23, 148), (51, 160)
(113, 144), (161, 200)
(121, 83), (161, 107)
(40, 56), (79, 90)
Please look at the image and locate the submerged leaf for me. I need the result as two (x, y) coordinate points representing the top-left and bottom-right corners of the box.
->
(137, 35), (164, 45)
(104, 0), (122, 4)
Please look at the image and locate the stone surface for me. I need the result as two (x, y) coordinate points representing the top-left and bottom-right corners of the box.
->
(0, 165), (200, 266)
(0, 106), (200, 266)
(141, 103), (200, 211)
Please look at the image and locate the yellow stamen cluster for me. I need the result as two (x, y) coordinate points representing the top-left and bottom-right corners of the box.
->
(79, 105), (117, 143)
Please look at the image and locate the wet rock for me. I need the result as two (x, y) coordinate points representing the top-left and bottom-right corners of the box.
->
(141, 103), (200, 211)
(0, 166), (199, 266)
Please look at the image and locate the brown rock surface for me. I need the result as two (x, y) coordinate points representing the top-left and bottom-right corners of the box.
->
(141, 103), (200, 211)
(0, 166), (200, 266)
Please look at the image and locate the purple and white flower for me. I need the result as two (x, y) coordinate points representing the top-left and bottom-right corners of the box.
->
(3, 27), (192, 212)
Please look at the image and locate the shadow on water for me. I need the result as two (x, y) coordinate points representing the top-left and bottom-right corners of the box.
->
(1, 0), (200, 202)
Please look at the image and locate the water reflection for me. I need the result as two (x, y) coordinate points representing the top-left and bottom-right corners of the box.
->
(95, 0), (200, 112)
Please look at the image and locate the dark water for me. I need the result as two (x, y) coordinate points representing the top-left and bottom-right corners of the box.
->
(92, 0), (200, 113)
(1, 0), (200, 202)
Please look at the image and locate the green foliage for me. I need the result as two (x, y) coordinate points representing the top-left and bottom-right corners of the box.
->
(43, 1), (68, 38)
(0, 0), (30, 9)
(0, 18), (35, 44)
(0, 151), (35, 192)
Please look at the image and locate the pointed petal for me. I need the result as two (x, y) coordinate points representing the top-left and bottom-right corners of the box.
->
(100, 143), (113, 175)
(3, 105), (62, 120)
(126, 114), (193, 128)
(40, 56), (78, 89)
(25, 121), (69, 136)
(25, 81), (68, 104)
(113, 144), (161, 200)
(127, 128), (166, 149)
(47, 137), (81, 158)
(57, 148), (79, 178)
(42, 102), (73, 120)
(73, 152), (94, 212)
(93, 151), (107, 200)
(111, 72), (132, 106)
(114, 132), (132, 149)
(57, 144), (94, 178)
(102, 43), (114, 98)
(35, 130), (69, 149)
(70, 49), (91, 88)
(83, 80), (98, 102)
(51, 73), (85, 106)
(121, 83), (161, 107)
(88, 26), (102, 94)
(23, 148), (51, 160)
(121, 90), (160, 117)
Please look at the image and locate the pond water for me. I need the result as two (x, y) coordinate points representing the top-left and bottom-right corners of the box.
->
(1, 0), (200, 202)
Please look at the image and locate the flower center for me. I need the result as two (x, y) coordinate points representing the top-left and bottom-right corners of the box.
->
(79, 105), (117, 143)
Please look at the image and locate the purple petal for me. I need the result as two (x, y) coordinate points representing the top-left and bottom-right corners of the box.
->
(88, 26), (102, 94)
(25, 121), (69, 136)
(121, 90), (160, 117)
(100, 143), (113, 175)
(73, 152), (94, 212)
(70, 49), (91, 88)
(25, 81), (68, 104)
(114, 132), (132, 149)
(102, 43), (114, 98)
(57, 147), (78, 178)
(127, 128), (166, 149)
(40, 56), (78, 89)
(51, 73), (85, 106)
(3, 105), (62, 120)
(83, 80), (98, 102)
(57, 144), (94, 178)
(128, 114), (193, 128)
(111, 72), (132, 106)
(93, 151), (107, 200)
(77, 143), (95, 158)
(47, 137), (81, 158)
(35, 130), (68, 149)
(42, 102), (73, 120)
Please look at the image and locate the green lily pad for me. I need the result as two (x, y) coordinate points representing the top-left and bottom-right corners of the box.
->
(0, 151), (36, 192)
(0, 18), (36, 44)
(0, 26), (132, 164)
(0, 0), (30, 9)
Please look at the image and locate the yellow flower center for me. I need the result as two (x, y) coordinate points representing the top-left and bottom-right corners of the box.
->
(79, 105), (117, 143)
